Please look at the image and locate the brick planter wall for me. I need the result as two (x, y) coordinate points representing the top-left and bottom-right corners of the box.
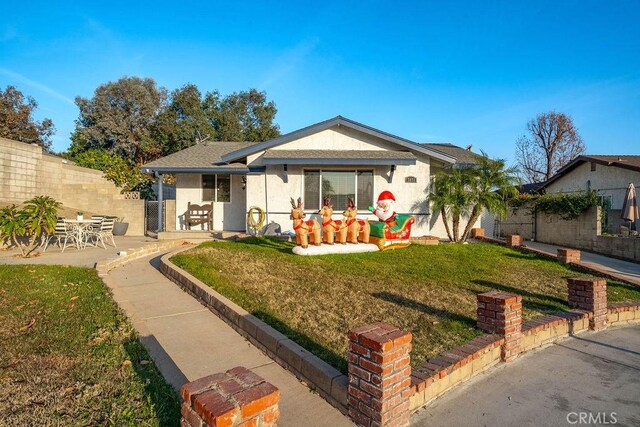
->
(477, 292), (522, 362)
(506, 234), (522, 247)
(558, 249), (581, 264)
(348, 323), (412, 427)
(180, 367), (279, 427)
(471, 228), (485, 238)
(567, 278), (608, 330)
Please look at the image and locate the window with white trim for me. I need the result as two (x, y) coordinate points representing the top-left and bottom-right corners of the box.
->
(303, 170), (373, 210)
(202, 174), (231, 202)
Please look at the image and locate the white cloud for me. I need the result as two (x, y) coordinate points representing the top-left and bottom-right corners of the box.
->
(0, 67), (75, 106)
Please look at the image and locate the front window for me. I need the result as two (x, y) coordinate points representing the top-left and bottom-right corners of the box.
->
(202, 174), (231, 202)
(303, 170), (373, 210)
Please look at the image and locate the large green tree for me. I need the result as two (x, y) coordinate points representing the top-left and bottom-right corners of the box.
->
(429, 155), (519, 242)
(70, 77), (167, 165)
(154, 84), (216, 155)
(0, 85), (55, 151)
(204, 88), (280, 142)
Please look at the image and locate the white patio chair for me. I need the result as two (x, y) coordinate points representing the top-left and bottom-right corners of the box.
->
(83, 216), (105, 247)
(92, 216), (117, 249)
(42, 219), (78, 252)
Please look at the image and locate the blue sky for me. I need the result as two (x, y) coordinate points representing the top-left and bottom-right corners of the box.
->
(1, 1), (639, 164)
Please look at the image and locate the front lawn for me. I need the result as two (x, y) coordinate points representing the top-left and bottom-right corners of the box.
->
(0, 265), (180, 426)
(172, 239), (640, 373)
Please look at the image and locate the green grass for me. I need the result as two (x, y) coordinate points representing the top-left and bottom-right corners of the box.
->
(172, 238), (640, 374)
(0, 265), (180, 426)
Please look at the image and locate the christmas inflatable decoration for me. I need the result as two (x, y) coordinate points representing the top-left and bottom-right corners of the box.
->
(290, 197), (321, 249)
(344, 198), (370, 244)
(291, 191), (414, 255)
(318, 197), (347, 244)
(367, 191), (415, 250)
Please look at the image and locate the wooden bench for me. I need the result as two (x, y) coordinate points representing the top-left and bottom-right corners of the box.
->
(186, 202), (213, 230)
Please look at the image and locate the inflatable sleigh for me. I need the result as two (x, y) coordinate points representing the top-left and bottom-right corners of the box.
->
(368, 213), (415, 251)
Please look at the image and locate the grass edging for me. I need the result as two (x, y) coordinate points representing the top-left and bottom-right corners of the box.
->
(158, 247), (349, 414)
(95, 239), (190, 276)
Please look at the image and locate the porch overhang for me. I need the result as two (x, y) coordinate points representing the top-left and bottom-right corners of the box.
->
(261, 149), (417, 166)
(142, 166), (266, 174)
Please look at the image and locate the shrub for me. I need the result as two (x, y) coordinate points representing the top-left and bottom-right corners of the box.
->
(0, 195), (61, 257)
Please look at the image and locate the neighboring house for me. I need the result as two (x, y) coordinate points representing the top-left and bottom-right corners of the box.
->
(542, 155), (640, 232)
(142, 116), (484, 237)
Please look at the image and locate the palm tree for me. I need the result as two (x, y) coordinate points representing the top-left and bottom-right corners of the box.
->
(459, 155), (519, 241)
(429, 168), (475, 242)
(429, 154), (519, 242)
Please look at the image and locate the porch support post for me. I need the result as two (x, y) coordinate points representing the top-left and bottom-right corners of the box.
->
(156, 172), (164, 233)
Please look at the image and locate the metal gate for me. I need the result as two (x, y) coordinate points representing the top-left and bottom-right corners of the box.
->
(145, 200), (166, 234)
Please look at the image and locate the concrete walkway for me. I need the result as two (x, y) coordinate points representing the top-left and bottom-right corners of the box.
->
(102, 252), (351, 426)
(411, 325), (640, 426)
(522, 241), (640, 286)
(0, 236), (160, 268)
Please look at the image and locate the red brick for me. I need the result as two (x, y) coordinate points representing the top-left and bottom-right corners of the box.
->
(237, 383), (280, 419)
(180, 373), (227, 403)
(350, 364), (372, 382)
(261, 407), (279, 423)
(193, 390), (236, 427)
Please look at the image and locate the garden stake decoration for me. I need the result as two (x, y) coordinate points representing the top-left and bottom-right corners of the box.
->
(343, 198), (370, 244)
(318, 197), (347, 245)
(290, 197), (321, 249)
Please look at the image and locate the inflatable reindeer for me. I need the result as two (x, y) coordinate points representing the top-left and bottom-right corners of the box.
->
(343, 198), (370, 244)
(318, 197), (348, 245)
(290, 197), (321, 248)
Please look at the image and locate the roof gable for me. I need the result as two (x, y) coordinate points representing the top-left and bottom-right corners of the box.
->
(220, 116), (456, 163)
(543, 155), (640, 188)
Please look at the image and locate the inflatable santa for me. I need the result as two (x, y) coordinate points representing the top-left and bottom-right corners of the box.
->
(368, 190), (397, 227)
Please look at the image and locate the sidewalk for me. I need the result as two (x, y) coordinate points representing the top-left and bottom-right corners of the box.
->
(102, 251), (352, 426)
(521, 241), (640, 286)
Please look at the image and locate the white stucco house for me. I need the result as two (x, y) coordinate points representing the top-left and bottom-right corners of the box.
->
(142, 116), (484, 238)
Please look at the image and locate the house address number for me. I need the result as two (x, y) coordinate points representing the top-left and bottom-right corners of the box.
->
(405, 176), (417, 183)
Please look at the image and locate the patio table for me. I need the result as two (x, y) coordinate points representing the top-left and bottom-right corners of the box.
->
(64, 219), (101, 249)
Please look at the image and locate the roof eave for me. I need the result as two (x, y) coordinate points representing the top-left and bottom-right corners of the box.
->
(261, 158), (417, 166)
(141, 166), (265, 174)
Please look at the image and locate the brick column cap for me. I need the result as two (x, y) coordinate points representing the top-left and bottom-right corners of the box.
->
(348, 322), (412, 353)
(567, 277), (606, 286)
(477, 291), (522, 305)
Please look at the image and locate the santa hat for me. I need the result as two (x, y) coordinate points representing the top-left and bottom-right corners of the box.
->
(377, 191), (395, 202)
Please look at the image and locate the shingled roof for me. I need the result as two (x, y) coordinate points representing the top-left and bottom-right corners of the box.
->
(261, 149), (416, 165)
(419, 143), (482, 165)
(142, 141), (260, 172)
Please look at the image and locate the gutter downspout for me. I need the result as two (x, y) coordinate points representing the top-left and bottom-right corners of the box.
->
(155, 171), (164, 233)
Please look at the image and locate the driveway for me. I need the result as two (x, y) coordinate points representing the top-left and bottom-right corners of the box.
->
(411, 325), (640, 426)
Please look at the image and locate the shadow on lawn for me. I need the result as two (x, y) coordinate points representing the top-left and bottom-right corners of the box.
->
(253, 310), (348, 374)
(470, 279), (567, 314)
(123, 335), (182, 426)
(371, 291), (476, 328)
(232, 237), (295, 255)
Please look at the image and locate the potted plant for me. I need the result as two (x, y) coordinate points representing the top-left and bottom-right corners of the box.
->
(112, 217), (129, 236)
(76, 211), (84, 221)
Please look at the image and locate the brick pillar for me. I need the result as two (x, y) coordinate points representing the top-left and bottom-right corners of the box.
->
(558, 249), (581, 264)
(471, 228), (485, 238)
(506, 234), (522, 247)
(567, 278), (607, 331)
(477, 292), (522, 362)
(348, 323), (412, 427)
(180, 367), (280, 427)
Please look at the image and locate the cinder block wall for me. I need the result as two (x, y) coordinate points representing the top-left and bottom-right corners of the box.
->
(0, 137), (145, 235)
